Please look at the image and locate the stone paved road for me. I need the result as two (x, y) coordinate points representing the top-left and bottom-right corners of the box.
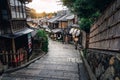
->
(1, 39), (88, 80)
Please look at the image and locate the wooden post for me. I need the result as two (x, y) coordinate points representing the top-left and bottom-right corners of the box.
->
(12, 38), (16, 53)
(10, 51), (12, 66)
(12, 38), (17, 67)
(5, 52), (8, 65)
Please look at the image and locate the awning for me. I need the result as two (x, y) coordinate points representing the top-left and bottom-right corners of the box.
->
(42, 25), (48, 28)
(71, 24), (79, 28)
(52, 29), (63, 33)
(45, 28), (51, 33)
(0, 28), (34, 38)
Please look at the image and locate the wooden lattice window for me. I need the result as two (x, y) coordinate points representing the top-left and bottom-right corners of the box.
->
(10, 0), (26, 19)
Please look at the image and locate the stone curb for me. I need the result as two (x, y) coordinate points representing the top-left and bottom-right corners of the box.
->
(79, 50), (97, 80)
(3, 53), (46, 73)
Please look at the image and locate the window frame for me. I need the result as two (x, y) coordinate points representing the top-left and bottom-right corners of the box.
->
(10, 0), (26, 19)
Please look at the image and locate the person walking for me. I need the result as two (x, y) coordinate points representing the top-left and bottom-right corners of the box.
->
(74, 36), (79, 49)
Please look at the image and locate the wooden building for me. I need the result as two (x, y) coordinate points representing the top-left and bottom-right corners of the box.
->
(48, 15), (63, 40)
(58, 14), (76, 43)
(48, 15), (62, 29)
(0, 0), (33, 69)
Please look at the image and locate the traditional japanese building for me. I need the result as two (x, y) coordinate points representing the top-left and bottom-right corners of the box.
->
(47, 10), (78, 42)
(58, 13), (78, 43)
(0, 0), (33, 69)
(47, 15), (63, 40)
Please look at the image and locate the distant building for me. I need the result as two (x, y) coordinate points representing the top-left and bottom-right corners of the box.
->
(47, 10), (79, 42)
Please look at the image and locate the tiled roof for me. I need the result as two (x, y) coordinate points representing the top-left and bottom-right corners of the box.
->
(66, 14), (74, 20)
(57, 14), (69, 21)
(48, 14), (75, 22)
(48, 15), (63, 23)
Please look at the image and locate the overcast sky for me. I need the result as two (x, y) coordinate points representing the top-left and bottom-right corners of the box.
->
(27, 0), (65, 13)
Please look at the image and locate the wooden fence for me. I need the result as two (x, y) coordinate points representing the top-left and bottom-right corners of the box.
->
(0, 49), (27, 68)
(81, 30), (87, 49)
(89, 0), (120, 51)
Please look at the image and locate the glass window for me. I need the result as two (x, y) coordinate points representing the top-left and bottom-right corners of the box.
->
(10, 0), (25, 19)
(19, 2), (23, 18)
(24, 12), (26, 18)
(15, 0), (20, 18)
(23, 4), (26, 18)
(11, 6), (16, 18)
(10, 0), (14, 6)
(10, 0), (16, 18)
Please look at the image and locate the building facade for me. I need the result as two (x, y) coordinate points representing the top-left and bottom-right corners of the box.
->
(0, 0), (33, 70)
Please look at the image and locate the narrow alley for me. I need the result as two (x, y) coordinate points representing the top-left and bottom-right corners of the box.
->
(1, 39), (88, 80)
(0, 0), (120, 80)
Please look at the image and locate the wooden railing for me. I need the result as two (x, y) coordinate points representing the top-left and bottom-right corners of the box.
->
(0, 49), (28, 68)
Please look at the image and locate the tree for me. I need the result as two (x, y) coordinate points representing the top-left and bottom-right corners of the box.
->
(41, 12), (47, 18)
(61, 0), (113, 33)
(47, 13), (54, 18)
(37, 12), (56, 18)
(79, 18), (93, 33)
(28, 8), (37, 18)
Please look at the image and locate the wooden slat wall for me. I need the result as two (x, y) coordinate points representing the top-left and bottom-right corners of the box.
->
(81, 30), (87, 48)
(89, 0), (120, 51)
(11, 20), (26, 33)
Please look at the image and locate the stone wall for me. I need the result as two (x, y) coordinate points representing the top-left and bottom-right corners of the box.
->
(87, 0), (120, 80)
(86, 49), (120, 80)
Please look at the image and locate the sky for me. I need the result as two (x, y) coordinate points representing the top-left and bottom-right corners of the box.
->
(27, 0), (65, 13)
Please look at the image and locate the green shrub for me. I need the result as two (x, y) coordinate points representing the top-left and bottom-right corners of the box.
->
(36, 30), (48, 52)
(82, 49), (87, 58)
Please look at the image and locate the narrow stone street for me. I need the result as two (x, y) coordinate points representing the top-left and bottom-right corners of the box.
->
(1, 39), (88, 80)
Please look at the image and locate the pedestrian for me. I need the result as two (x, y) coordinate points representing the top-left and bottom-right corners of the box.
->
(74, 36), (78, 49)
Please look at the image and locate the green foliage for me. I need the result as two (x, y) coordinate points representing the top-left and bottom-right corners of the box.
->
(36, 30), (48, 52)
(82, 49), (88, 58)
(61, 0), (113, 33)
(28, 8), (37, 18)
(61, 0), (75, 9)
(79, 18), (93, 33)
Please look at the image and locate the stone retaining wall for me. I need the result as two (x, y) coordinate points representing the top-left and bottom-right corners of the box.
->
(86, 49), (120, 80)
